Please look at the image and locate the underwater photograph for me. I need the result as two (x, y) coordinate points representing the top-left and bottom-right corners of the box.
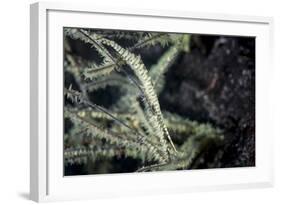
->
(63, 27), (255, 176)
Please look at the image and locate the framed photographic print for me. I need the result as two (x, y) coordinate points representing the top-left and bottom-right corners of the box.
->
(30, 2), (274, 202)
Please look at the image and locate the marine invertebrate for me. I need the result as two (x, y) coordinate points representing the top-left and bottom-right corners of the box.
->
(63, 28), (223, 174)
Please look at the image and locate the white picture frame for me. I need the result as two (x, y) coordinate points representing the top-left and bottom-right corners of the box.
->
(30, 1), (274, 202)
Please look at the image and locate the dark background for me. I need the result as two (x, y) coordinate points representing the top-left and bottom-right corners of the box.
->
(64, 31), (255, 175)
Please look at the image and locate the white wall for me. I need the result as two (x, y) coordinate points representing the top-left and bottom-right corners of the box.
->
(0, 0), (280, 204)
